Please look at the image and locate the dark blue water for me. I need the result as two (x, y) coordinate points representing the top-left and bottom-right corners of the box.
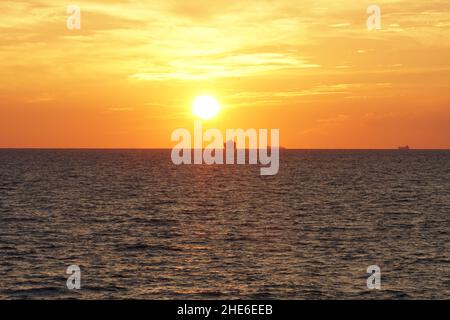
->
(0, 149), (449, 299)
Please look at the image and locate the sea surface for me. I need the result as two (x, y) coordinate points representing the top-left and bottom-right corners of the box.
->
(0, 149), (449, 299)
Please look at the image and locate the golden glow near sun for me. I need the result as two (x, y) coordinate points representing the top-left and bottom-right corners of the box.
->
(192, 96), (221, 120)
(0, 1), (449, 148)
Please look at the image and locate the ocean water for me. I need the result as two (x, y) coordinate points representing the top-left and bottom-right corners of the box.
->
(0, 149), (449, 299)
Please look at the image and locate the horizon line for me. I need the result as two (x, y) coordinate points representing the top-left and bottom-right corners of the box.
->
(1, 147), (450, 151)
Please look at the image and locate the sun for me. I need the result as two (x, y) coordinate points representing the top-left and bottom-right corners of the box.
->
(192, 95), (220, 120)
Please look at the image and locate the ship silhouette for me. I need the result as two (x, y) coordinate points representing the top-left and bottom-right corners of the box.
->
(223, 140), (237, 150)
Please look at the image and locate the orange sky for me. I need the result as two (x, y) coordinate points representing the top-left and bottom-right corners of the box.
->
(1, 0), (449, 148)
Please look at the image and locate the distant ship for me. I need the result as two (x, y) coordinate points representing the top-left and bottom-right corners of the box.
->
(398, 145), (410, 150)
(224, 140), (237, 150)
(222, 141), (285, 150)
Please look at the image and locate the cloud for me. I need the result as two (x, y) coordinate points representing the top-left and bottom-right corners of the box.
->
(25, 96), (55, 104)
(1, 1), (449, 98)
(329, 23), (351, 28)
(109, 107), (134, 112)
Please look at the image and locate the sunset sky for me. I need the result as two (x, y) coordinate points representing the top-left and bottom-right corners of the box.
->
(1, 0), (449, 148)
